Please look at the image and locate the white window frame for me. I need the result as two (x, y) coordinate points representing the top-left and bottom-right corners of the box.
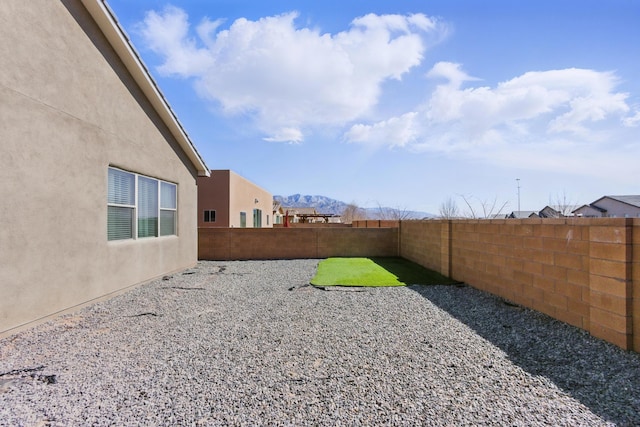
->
(108, 166), (178, 241)
(159, 181), (177, 237)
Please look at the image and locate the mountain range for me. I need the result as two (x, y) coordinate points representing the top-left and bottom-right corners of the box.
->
(273, 194), (433, 219)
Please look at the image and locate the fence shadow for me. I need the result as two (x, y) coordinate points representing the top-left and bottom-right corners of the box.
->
(407, 284), (640, 426)
(369, 257), (457, 286)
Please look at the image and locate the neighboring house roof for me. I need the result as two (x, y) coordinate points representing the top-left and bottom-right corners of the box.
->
(539, 205), (578, 217)
(81, 0), (209, 177)
(291, 207), (318, 215)
(572, 204), (607, 214)
(507, 211), (538, 219)
(596, 195), (640, 209)
(538, 206), (559, 218)
(281, 207), (317, 215)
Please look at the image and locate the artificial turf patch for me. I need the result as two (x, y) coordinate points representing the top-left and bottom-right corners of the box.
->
(310, 257), (456, 287)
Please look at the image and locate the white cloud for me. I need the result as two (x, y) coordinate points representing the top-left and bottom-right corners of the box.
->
(344, 63), (639, 175)
(344, 112), (418, 148)
(263, 127), (304, 144)
(136, 6), (446, 142)
(424, 65), (629, 136)
(622, 110), (640, 127)
(135, 6), (214, 77)
(425, 61), (479, 88)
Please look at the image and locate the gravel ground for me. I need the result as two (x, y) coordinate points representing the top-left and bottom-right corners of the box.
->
(1, 259), (639, 426)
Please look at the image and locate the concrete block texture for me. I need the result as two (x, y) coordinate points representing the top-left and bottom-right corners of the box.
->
(398, 218), (637, 351)
(199, 218), (640, 351)
(199, 219), (638, 351)
(198, 227), (398, 261)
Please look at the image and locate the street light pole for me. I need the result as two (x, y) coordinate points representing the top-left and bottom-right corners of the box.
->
(516, 178), (521, 213)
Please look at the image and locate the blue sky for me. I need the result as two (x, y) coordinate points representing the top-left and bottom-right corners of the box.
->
(106, 0), (640, 215)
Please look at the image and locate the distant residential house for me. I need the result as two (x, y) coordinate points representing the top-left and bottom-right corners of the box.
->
(279, 207), (328, 223)
(273, 201), (284, 225)
(198, 170), (273, 228)
(506, 211), (539, 219)
(573, 195), (640, 218)
(539, 205), (578, 218)
(571, 204), (607, 218)
(0, 0), (209, 335)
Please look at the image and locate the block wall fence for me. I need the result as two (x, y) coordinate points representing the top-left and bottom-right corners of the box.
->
(400, 218), (639, 352)
(352, 220), (400, 228)
(198, 218), (639, 352)
(198, 228), (398, 260)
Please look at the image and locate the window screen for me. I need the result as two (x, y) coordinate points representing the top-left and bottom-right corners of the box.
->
(107, 168), (134, 240)
(160, 181), (177, 236)
(138, 176), (158, 238)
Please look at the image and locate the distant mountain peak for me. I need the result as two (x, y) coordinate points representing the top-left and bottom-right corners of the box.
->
(273, 194), (433, 219)
(274, 194), (347, 215)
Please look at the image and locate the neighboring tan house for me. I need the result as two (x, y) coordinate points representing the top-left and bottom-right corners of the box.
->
(573, 195), (640, 218)
(0, 0), (209, 336)
(198, 170), (273, 228)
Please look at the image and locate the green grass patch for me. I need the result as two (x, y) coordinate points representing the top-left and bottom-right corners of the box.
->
(310, 257), (456, 287)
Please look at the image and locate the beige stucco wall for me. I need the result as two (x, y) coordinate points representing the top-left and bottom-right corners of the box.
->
(229, 171), (273, 228)
(198, 170), (273, 228)
(0, 0), (200, 335)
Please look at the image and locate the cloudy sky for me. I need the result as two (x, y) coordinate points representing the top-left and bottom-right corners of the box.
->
(107, 0), (639, 215)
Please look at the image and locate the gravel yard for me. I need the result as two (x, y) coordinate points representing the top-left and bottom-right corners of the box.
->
(1, 259), (639, 426)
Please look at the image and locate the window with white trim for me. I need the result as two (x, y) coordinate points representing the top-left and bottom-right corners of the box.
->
(107, 167), (177, 241)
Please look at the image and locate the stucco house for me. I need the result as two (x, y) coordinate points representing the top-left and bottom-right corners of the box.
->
(198, 170), (273, 228)
(0, 0), (209, 336)
(573, 195), (640, 218)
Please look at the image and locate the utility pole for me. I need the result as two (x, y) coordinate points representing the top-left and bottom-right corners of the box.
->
(516, 178), (521, 212)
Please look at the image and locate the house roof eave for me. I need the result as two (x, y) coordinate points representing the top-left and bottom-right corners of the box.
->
(81, 0), (210, 177)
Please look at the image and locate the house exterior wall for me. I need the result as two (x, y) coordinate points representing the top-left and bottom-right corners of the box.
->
(198, 170), (273, 228)
(0, 0), (201, 335)
(229, 171), (273, 228)
(574, 205), (604, 217)
(594, 198), (640, 218)
(198, 170), (231, 227)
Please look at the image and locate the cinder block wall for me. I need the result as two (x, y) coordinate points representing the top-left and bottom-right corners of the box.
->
(352, 220), (400, 228)
(399, 220), (445, 273)
(199, 228), (398, 261)
(634, 221), (640, 352)
(400, 218), (638, 351)
(199, 219), (637, 351)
